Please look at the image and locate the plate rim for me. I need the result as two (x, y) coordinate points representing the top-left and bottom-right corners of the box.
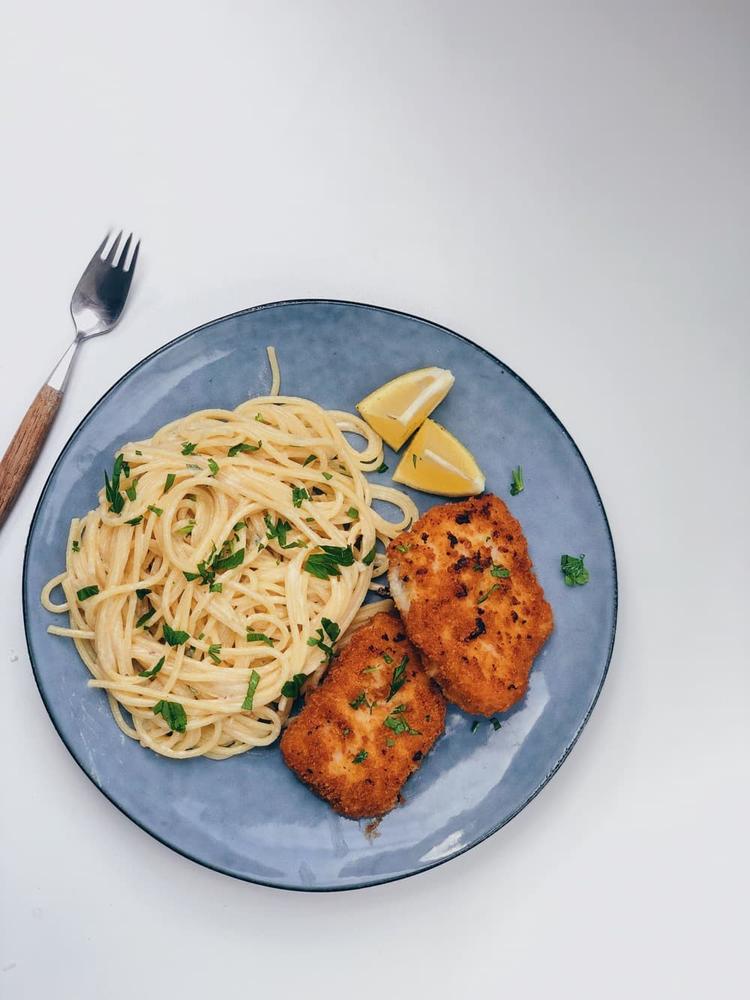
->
(22, 298), (618, 892)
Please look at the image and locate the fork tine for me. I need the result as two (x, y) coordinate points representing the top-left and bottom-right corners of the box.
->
(126, 238), (141, 274)
(117, 232), (133, 270)
(104, 230), (123, 265)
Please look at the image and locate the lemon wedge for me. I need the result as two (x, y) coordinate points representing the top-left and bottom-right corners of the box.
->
(356, 367), (455, 450)
(393, 418), (485, 496)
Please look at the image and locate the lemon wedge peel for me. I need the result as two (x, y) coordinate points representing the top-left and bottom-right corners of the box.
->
(356, 367), (455, 450)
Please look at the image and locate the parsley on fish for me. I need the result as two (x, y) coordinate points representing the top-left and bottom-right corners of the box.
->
(384, 707), (421, 736)
(490, 565), (510, 578)
(352, 749), (368, 764)
(349, 691), (367, 709)
(387, 655), (408, 701)
(561, 553), (589, 586)
(478, 583), (501, 604)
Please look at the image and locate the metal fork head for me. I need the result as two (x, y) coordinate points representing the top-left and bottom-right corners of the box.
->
(70, 231), (140, 338)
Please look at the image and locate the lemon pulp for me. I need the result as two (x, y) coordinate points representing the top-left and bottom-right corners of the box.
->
(356, 367), (454, 450)
(393, 418), (485, 496)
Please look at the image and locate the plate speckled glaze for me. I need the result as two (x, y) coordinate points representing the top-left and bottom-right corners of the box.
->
(23, 300), (617, 891)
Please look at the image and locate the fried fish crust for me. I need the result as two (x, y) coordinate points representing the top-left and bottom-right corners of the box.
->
(280, 612), (446, 819)
(387, 494), (553, 716)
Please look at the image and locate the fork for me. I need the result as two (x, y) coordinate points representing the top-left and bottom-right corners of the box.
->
(0, 231), (140, 528)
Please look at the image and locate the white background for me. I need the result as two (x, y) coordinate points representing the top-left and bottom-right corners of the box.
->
(1, 2), (747, 997)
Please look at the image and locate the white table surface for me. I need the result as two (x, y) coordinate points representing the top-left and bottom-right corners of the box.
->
(1, 2), (747, 997)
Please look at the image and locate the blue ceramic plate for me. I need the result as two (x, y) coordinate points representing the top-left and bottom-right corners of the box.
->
(23, 300), (616, 891)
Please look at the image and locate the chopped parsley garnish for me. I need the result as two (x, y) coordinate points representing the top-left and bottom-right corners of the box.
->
(135, 608), (156, 628)
(176, 521), (195, 535)
(382, 653), (393, 665)
(126, 515), (143, 526)
(209, 581), (223, 593)
(162, 623), (189, 647)
(478, 583), (501, 604)
(76, 585), (99, 602)
(71, 540), (80, 552)
(281, 673), (307, 699)
(181, 442), (197, 455)
(386, 738), (396, 747)
(395, 543), (410, 553)
(163, 473), (176, 494)
(264, 514), (306, 549)
(561, 553), (589, 586)
(212, 547), (245, 572)
(346, 507), (359, 520)
(207, 644), (222, 665)
(322, 471), (333, 481)
(207, 458), (219, 477)
(242, 670), (260, 710)
(228, 441), (261, 456)
(384, 707), (421, 736)
(136, 588), (151, 599)
(387, 655), (408, 701)
(362, 544), (377, 566)
(471, 720), (480, 733)
(307, 617), (340, 663)
(135, 449), (142, 456)
(140, 656), (165, 679)
(246, 632), (275, 647)
(302, 454), (316, 466)
(510, 465), (525, 496)
(125, 483), (137, 502)
(361, 664), (378, 674)
(152, 700), (187, 733)
(375, 462), (388, 473)
(254, 413), (267, 423)
(352, 749), (368, 764)
(147, 504), (163, 517)
(350, 691), (367, 709)
(490, 565), (510, 578)
(303, 545), (355, 580)
(491, 717), (502, 731)
(104, 454), (126, 514)
(291, 486), (310, 508)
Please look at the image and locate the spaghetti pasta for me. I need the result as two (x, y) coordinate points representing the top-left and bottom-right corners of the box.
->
(42, 351), (416, 759)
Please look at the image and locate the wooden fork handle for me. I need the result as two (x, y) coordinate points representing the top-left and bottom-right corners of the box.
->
(0, 385), (63, 528)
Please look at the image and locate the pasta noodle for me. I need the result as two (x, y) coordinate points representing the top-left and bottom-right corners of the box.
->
(42, 349), (416, 759)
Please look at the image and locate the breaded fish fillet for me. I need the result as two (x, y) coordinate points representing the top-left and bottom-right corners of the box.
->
(387, 494), (553, 716)
(280, 612), (445, 819)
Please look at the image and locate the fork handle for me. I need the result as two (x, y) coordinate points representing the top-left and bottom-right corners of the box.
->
(0, 385), (63, 528)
